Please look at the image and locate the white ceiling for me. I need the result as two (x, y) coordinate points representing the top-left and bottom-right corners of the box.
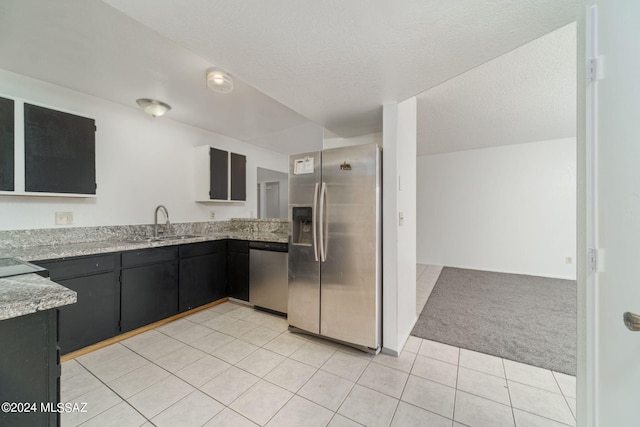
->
(0, 0), (312, 146)
(418, 22), (577, 156)
(0, 0), (577, 155)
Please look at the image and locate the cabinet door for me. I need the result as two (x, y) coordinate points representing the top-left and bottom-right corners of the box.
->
(121, 261), (179, 332)
(230, 152), (246, 201)
(228, 252), (249, 301)
(0, 96), (14, 191)
(35, 254), (119, 355)
(179, 251), (227, 311)
(24, 103), (96, 194)
(0, 310), (57, 427)
(210, 147), (228, 200)
(57, 271), (118, 354)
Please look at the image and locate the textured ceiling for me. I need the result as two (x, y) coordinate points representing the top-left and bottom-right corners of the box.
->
(417, 22), (577, 156)
(0, 0), (578, 155)
(104, 0), (577, 139)
(0, 0), (313, 149)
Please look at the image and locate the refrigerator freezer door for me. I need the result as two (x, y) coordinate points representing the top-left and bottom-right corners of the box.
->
(320, 144), (381, 349)
(288, 151), (322, 335)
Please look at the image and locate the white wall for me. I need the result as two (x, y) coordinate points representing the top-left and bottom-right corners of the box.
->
(0, 69), (290, 230)
(416, 138), (576, 280)
(382, 98), (417, 355)
(323, 131), (382, 149)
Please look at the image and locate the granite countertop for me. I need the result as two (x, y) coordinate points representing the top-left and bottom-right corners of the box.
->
(3, 231), (288, 262)
(0, 273), (77, 321)
(0, 219), (287, 322)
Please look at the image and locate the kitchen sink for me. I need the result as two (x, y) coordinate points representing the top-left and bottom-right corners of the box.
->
(123, 234), (201, 243)
(159, 234), (200, 240)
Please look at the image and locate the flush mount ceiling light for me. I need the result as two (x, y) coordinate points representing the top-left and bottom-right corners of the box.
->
(136, 98), (171, 117)
(206, 68), (233, 93)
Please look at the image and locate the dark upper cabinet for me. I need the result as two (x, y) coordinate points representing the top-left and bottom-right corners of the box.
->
(0, 97), (14, 191)
(195, 145), (246, 202)
(230, 152), (246, 201)
(210, 147), (228, 200)
(24, 103), (96, 194)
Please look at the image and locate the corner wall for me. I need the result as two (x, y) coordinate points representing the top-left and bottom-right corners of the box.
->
(416, 138), (577, 280)
(0, 69), (291, 230)
(382, 98), (417, 355)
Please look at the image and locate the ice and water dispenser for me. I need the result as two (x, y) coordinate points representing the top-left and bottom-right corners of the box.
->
(292, 206), (313, 245)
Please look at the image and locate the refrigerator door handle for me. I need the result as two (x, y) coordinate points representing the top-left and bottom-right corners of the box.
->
(312, 182), (319, 262)
(319, 182), (328, 262)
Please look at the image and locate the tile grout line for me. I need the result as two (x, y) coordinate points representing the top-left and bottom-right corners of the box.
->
(68, 292), (576, 427)
(451, 346), (461, 425)
(74, 306), (284, 425)
(71, 304), (253, 425)
(552, 371), (577, 422)
(330, 347), (373, 420)
(155, 307), (294, 424)
(73, 356), (153, 426)
(502, 356), (517, 427)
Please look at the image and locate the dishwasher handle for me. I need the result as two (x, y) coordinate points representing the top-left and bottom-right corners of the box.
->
(248, 241), (289, 252)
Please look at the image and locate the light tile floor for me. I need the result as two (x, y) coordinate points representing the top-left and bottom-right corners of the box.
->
(61, 265), (576, 426)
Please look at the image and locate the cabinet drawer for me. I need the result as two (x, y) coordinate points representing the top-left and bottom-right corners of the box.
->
(36, 254), (115, 279)
(121, 246), (178, 268)
(179, 240), (225, 258)
(227, 239), (249, 254)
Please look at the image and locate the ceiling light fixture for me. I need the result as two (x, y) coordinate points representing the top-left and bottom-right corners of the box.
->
(206, 68), (233, 93)
(136, 98), (171, 117)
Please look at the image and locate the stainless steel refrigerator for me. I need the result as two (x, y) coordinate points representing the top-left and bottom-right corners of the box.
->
(288, 143), (382, 352)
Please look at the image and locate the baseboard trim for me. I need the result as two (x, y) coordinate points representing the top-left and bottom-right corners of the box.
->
(60, 297), (229, 362)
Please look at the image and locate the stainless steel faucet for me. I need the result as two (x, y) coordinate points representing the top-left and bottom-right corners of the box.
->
(154, 205), (171, 238)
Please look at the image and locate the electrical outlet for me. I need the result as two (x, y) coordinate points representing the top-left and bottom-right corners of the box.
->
(209, 211), (216, 220)
(565, 256), (573, 265)
(55, 212), (73, 225)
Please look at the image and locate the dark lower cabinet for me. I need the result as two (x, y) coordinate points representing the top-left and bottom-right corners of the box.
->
(0, 309), (59, 427)
(34, 254), (119, 355)
(120, 247), (179, 332)
(56, 272), (117, 353)
(30, 238), (255, 356)
(179, 241), (227, 312)
(227, 240), (249, 301)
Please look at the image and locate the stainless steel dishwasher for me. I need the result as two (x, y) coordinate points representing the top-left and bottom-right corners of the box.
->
(249, 241), (288, 315)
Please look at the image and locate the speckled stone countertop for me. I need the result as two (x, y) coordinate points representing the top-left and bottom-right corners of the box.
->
(0, 219), (289, 262)
(0, 273), (77, 321)
(0, 218), (287, 321)
(2, 231), (288, 262)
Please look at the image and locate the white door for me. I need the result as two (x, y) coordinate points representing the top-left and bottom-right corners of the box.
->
(265, 181), (280, 218)
(585, 2), (640, 425)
